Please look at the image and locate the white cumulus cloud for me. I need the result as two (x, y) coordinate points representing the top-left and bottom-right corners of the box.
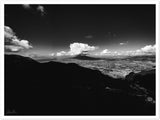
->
(4, 26), (33, 52)
(4, 26), (15, 39)
(98, 44), (155, 56)
(54, 42), (98, 56)
(132, 45), (156, 55)
(68, 42), (97, 55)
(56, 51), (67, 56)
(11, 39), (32, 49)
(119, 41), (128, 46)
(100, 49), (113, 56)
(141, 45), (155, 53)
(101, 49), (109, 54)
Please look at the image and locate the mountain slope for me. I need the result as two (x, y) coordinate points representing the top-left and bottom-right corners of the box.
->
(5, 54), (155, 115)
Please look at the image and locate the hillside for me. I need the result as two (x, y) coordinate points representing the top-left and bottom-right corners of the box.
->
(5, 54), (155, 115)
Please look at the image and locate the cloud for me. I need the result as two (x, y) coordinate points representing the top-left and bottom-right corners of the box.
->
(4, 26), (33, 52)
(133, 45), (156, 55)
(22, 4), (31, 9)
(56, 51), (67, 56)
(119, 41), (128, 46)
(54, 42), (97, 56)
(141, 45), (155, 53)
(68, 42), (97, 55)
(100, 49), (118, 56)
(12, 39), (32, 49)
(122, 45), (155, 56)
(50, 53), (55, 56)
(37, 5), (45, 16)
(120, 43), (125, 45)
(101, 49), (109, 54)
(22, 4), (46, 16)
(100, 49), (112, 56)
(99, 44), (155, 56)
(4, 26), (15, 39)
(5, 45), (24, 52)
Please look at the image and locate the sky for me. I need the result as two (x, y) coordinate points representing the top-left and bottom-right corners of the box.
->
(5, 4), (155, 56)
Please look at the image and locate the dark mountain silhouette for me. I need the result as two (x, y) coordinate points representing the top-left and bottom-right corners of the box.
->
(5, 54), (155, 115)
(126, 70), (155, 99)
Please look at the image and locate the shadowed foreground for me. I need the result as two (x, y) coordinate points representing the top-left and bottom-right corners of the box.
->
(5, 54), (155, 115)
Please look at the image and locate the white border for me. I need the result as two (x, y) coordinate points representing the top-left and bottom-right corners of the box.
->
(0, 0), (159, 120)
(0, 0), (159, 4)
(156, 0), (160, 119)
(0, 0), (4, 118)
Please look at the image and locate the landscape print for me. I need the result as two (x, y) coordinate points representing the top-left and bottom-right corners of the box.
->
(5, 4), (155, 115)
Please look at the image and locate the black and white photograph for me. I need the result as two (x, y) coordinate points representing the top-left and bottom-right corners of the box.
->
(2, 1), (159, 118)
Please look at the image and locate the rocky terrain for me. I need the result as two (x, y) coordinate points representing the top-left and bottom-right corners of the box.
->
(5, 54), (155, 115)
